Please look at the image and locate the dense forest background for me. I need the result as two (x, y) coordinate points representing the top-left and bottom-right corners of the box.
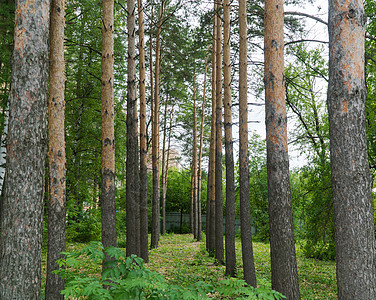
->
(1, 0), (376, 298)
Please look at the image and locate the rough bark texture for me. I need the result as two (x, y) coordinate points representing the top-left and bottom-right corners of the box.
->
(238, 0), (257, 287)
(161, 99), (168, 235)
(215, 0), (224, 265)
(328, 0), (376, 298)
(192, 84), (198, 240)
(126, 0), (140, 257)
(264, 0), (301, 298)
(101, 0), (117, 262)
(151, 1), (164, 249)
(46, 0), (66, 298)
(138, 0), (149, 263)
(207, 7), (217, 254)
(197, 54), (208, 243)
(223, 0), (236, 277)
(0, 0), (50, 298)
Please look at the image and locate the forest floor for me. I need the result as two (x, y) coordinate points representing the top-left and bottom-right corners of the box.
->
(146, 234), (337, 300)
(42, 233), (337, 299)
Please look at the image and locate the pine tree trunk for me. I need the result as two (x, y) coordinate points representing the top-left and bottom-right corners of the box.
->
(46, 0), (66, 298)
(126, 0), (140, 257)
(197, 53), (208, 243)
(151, 0), (164, 249)
(238, 0), (257, 287)
(0, 0), (50, 298)
(328, 0), (376, 298)
(161, 99), (168, 235)
(192, 83), (198, 240)
(207, 6), (217, 254)
(223, 0), (236, 277)
(215, 0), (224, 265)
(101, 0), (117, 264)
(264, 0), (300, 298)
(138, 0), (149, 263)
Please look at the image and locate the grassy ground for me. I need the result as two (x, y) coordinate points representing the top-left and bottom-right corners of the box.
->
(146, 234), (337, 300)
(42, 233), (337, 299)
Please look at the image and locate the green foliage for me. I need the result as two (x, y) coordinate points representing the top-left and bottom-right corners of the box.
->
(55, 241), (285, 299)
(285, 44), (335, 260)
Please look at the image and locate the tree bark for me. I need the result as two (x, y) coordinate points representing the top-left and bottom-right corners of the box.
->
(0, 0), (50, 298)
(328, 0), (376, 298)
(264, 0), (301, 298)
(161, 98), (168, 235)
(207, 5), (217, 254)
(197, 53), (208, 243)
(215, 0), (224, 265)
(126, 0), (140, 257)
(138, 0), (149, 263)
(151, 0), (164, 249)
(101, 0), (117, 265)
(192, 82), (198, 240)
(223, 0), (236, 278)
(46, 0), (66, 298)
(238, 0), (257, 287)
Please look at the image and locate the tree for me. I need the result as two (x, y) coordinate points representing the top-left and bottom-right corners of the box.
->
(138, 0), (149, 263)
(192, 82), (198, 239)
(46, 0), (67, 298)
(197, 52), (209, 243)
(151, 0), (164, 249)
(101, 0), (117, 263)
(264, 0), (300, 298)
(0, 0), (50, 297)
(126, 0), (140, 257)
(215, 0), (224, 265)
(223, 0), (236, 277)
(207, 5), (217, 254)
(328, 0), (376, 297)
(238, 0), (257, 287)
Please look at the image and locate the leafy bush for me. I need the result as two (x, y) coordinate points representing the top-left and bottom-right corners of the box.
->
(55, 242), (286, 299)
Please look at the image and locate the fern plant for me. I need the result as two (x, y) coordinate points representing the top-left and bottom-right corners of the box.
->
(54, 242), (285, 299)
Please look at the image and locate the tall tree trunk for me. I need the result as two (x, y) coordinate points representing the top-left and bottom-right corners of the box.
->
(207, 5), (217, 254)
(238, 0), (257, 287)
(138, 0), (149, 263)
(101, 0), (117, 264)
(151, 0), (164, 249)
(328, 0), (376, 298)
(264, 0), (300, 298)
(192, 82), (198, 240)
(126, 0), (140, 257)
(223, 0), (236, 277)
(197, 53), (208, 243)
(161, 98), (168, 235)
(215, 0), (224, 265)
(0, 0), (50, 298)
(46, 0), (66, 298)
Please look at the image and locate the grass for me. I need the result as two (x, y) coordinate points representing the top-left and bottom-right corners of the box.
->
(42, 233), (337, 299)
(146, 234), (337, 299)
